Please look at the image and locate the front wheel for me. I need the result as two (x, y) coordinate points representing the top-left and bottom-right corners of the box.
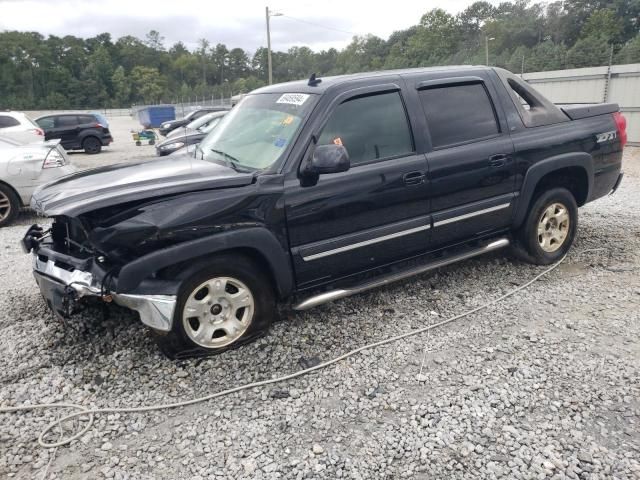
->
(514, 187), (578, 265)
(156, 254), (276, 358)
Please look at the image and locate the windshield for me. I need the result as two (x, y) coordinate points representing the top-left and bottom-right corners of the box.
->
(198, 92), (317, 171)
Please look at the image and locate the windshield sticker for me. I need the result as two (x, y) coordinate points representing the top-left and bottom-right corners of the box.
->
(276, 93), (310, 106)
(274, 137), (287, 148)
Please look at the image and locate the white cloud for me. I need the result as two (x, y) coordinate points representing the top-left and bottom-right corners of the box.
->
(0, 0), (491, 53)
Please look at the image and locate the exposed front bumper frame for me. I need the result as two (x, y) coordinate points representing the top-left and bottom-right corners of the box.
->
(33, 255), (176, 332)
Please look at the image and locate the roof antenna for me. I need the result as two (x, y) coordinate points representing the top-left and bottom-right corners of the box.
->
(308, 73), (322, 86)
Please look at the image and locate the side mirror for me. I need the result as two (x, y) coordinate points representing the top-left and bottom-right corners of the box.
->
(311, 144), (350, 173)
(300, 143), (350, 187)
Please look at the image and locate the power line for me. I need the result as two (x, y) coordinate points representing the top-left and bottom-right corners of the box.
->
(279, 14), (359, 36)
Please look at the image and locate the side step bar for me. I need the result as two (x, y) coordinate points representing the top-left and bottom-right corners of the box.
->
(292, 238), (510, 311)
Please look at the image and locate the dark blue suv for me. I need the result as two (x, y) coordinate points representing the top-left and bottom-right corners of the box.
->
(35, 112), (113, 154)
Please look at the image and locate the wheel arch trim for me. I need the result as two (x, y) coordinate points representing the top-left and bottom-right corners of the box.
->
(116, 227), (294, 298)
(513, 152), (593, 229)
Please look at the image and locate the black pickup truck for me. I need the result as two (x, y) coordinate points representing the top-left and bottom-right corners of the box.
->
(23, 66), (626, 358)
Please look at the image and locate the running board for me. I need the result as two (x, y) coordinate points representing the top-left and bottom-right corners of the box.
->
(292, 238), (510, 311)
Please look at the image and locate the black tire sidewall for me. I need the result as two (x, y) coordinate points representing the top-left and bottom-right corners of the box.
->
(0, 184), (20, 228)
(83, 137), (102, 154)
(521, 188), (578, 265)
(164, 255), (276, 356)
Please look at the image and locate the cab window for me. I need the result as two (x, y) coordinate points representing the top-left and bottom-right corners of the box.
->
(318, 91), (414, 166)
(419, 83), (499, 149)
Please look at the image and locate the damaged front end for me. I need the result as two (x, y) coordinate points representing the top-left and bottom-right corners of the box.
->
(22, 216), (176, 332)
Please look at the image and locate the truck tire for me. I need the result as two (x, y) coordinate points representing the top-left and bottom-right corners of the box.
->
(514, 187), (578, 265)
(0, 183), (20, 228)
(156, 254), (277, 359)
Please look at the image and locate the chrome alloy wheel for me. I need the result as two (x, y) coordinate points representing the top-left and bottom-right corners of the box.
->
(182, 276), (254, 349)
(537, 202), (570, 253)
(0, 190), (11, 222)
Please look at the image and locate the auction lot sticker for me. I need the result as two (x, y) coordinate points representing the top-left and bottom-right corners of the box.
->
(276, 93), (310, 106)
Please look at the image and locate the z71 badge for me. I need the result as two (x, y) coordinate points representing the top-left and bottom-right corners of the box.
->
(596, 131), (617, 143)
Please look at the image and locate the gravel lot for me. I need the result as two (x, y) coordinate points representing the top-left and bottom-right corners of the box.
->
(0, 118), (639, 479)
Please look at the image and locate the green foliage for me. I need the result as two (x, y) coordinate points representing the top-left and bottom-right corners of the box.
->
(566, 35), (612, 68)
(581, 9), (623, 42)
(130, 66), (166, 104)
(615, 35), (640, 64)
(0, 1), (635, 109)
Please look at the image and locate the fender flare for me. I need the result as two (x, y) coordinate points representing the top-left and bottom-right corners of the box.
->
(513, 152), (594, 229)
(116, 227), (294, 298)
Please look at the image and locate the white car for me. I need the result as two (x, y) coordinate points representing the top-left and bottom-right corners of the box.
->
(0, 111), (45, 144)
(0, 137), (76, 227)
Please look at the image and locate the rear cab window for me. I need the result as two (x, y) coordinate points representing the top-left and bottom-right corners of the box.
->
(418, 82), (500, 149)
(317, 91), (414, 166)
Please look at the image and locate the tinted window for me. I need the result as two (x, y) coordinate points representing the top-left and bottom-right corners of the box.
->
(55, 116), (79, 127)
(318, 92), (414, 166)
(0, 115), (20, 128)
(78, 115), (96, 124)
(419, 83), (499, 148)
(37, 117), (55, 129)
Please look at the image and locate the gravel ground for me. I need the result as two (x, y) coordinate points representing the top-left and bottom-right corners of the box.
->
(0, 128), (638, 479)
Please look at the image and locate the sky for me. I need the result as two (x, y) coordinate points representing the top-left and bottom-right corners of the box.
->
(0, 0), (490, 53)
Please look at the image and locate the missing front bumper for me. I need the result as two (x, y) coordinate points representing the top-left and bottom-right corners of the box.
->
(33, 256), (176, 332)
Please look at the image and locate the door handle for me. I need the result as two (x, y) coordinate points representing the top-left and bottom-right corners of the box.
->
(488, 154), (508, 167)
(403, 171), (425, 186)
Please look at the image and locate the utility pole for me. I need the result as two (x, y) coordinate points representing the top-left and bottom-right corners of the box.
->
(265, 6), (282, 85)
(485, 36), (494, 66)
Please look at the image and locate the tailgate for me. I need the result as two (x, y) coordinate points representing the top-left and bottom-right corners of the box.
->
(560, 103), (619, 120)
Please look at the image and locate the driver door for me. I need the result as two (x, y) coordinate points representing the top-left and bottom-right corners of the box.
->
(284, 86), (431, 289)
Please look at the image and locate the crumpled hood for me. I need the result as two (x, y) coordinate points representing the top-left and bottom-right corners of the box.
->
(31, 153), (254, 216)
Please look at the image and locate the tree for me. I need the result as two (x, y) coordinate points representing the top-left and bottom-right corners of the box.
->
(198, 38), (210, 85)
(130, 66), (166, 104)
(615, 35), (640, 64)
(580, 9), (623, 43)
(112, 66), (130, 106)
(566, 35), (611, 68)
(0, 1), (634, 110)
(145, 30), (165, 51)
(406, 9), (461, 66)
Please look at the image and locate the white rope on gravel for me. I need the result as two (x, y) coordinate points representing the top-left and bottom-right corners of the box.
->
(0, 252), (578, 450)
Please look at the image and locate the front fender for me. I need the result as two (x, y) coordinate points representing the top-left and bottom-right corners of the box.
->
(116, 227), (293, 298)
(513, 152), (593, 229)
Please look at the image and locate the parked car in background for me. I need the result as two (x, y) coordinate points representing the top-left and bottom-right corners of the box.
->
(0, 111), (45, 144)
(156, 111), (227, 156)
(158, 107), (229, 137)
(35, 113), (113, 154)
(0, 137), (75, 227)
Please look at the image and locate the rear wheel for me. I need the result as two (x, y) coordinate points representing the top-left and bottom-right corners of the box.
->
(156, 254), (276, 358)
(82, 136), (102, 154)
(0, 184), (20, 228)
(514, 187), (578, 265)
